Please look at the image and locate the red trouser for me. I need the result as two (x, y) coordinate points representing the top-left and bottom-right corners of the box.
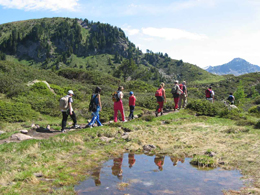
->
(174, 97), (180, 109)
(157, 101), (164, 113)
(114, 100), (125, 122)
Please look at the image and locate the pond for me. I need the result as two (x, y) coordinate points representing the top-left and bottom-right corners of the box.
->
(75, 153), (244, 195)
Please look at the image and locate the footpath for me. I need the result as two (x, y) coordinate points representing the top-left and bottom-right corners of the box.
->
(0, 109), (178, 145)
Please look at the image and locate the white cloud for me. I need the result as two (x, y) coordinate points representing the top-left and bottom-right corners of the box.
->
(0, 0), (79, 11)
(122, 26), (140, 36)
(141, 27), (208, 41)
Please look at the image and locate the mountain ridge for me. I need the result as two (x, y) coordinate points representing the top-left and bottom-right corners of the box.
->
(206, 58), (260, 76)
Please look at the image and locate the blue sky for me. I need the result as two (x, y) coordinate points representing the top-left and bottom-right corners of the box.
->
(0, 0), (260, 68)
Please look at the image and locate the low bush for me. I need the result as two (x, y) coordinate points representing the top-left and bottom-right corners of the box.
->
(255, 121), (260, 129)
(186, 100), (221, 116)
(190, 155), (215, 167)
(252, 96), (260, 105)
(0, 100), (39, 122)
(248, 105), (260, 115)
(219, 108), (241, 120)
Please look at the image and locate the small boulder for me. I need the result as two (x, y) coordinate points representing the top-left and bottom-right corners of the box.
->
(143, 144), (156, 151)
(122, 133), (129, 140)
(34, 173), (43, 177)
(0, 130), (5, 135)
(11, 133), (34, 141)
(100, 137), (114, 143)
(20, 130), (28, 134)
(134, 115), (138, 118)
(46, 125), (50, 130)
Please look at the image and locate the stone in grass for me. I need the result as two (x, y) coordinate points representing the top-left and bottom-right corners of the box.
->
(11, 133), (34, 141)
(34, 173), (43, 177)
(46, 125), (50, 130)
(100, 137), (115, 143)
(0, 130), (5, 135)
(143, 144), (156, 151)
(20, 130), (28, 134)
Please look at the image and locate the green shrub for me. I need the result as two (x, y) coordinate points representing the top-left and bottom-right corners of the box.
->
(186, 100), (220, 116)
(255, 121), (260, 129)
(0, 100), (39, 122)
(219, 107), (241, 120)
(190, 155), (215, 167)
(30, 82), (53, 96)
(252, 96), (260, 104)
(248, 105), (260, 115)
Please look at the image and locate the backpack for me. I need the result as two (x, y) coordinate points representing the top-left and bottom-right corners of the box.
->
(227, 95), (234, 102)
(59, 96), (70, 110)
(155, 88), (163, 97)
(112, 91), (120, 102)
(89, 94), (98, 112)
(205, 89), (213, 98)
(171, 85), (178, 95)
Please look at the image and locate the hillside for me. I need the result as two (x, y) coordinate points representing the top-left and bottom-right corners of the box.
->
(0, 17), (221, 84)
(206, 58), (260, 76)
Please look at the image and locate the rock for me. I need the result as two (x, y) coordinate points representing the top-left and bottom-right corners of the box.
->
(134, 115), (138, 118)
(143, 144), (156, 151)
(46, 125), (50, 130)
(122, 133), (129, 140)
(34, 173), (43, 177)
(218, 161), (225, 165)
(68, 122), (73, 125)
(99, 137), (114, 143)
(229, 105), (238, 110)
(31, 124), (36, 129)
(11, 133), (34, 141)
(35, 124), (40, 129)
(20, 130), (28, 134)
(0, 130), (5, 135)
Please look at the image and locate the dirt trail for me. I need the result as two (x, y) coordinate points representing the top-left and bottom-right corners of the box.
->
(0, 109), (179, 145)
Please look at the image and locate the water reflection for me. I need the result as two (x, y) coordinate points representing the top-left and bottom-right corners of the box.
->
(75, 153), (244, 195)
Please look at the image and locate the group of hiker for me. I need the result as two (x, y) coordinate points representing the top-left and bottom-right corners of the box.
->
(155, 80), (188, 117)
(59, 86), (136, 132)
(60, 82), (235, 132)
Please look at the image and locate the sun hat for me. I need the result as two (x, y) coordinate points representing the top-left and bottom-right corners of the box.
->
(68, 90), (74, 95)
(129, 91), (134, 95)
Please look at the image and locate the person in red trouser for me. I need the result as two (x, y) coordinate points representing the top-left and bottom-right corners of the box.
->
(155, 83), (166, 117)
(114, 86), (126, 122)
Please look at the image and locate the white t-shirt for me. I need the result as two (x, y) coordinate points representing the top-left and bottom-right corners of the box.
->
(117, 91), (123, 99)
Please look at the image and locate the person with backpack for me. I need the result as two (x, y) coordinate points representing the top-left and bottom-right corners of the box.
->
(128, 91), (136, 120)
(85, 87), (102, 128)
(205, 86), (214, 103)
(60, 90), (80, 133)
(227, 93), (235, 105)
(114, 86), (126, 122)
(171, 80), (182, 111)
(178, 81), (188, 109)
(155, 83), (166, 117)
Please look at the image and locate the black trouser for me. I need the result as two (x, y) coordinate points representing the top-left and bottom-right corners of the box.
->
(129, 106), (135, 119)
(62, 111), (77, 130)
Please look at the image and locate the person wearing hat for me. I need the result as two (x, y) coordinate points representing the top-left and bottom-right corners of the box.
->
(61, 90), (80, 133)
(128, 91), (136, 120)
(171, 80), (182, 111)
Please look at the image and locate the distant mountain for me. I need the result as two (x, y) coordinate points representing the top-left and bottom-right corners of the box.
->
(206, 58), (260, 76)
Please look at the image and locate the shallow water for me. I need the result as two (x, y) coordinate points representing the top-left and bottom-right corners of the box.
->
(75, 153), (243, 195)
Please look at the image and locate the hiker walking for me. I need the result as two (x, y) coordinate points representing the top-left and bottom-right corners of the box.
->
(227, 93), (235, 105)
(205, 86), (214, 103)
(114, 86), (126, 122)
(60, 90), (80, 133)
(178, 81), (188, 109)
(85, 87), (102, 128)
(155, 83), (166, 116)
(171, 80), (182, 111)
(128, 91), (136, 120)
